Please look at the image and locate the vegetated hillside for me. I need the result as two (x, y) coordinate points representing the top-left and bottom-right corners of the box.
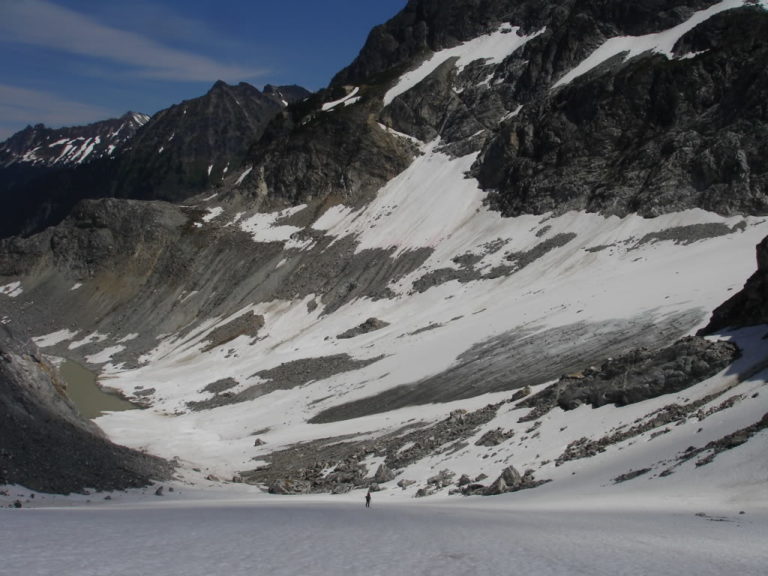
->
(0, 0), (767, 499)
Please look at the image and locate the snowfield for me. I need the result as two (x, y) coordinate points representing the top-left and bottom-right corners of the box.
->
(2, 475), (767, 576)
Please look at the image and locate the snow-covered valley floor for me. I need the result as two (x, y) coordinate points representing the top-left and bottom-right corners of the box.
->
(3, 486), (767, 576)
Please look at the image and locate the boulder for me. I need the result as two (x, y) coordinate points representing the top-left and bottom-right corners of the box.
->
(373, 464), (396, 483)
(475, 428), (514, 446)
(397, 479), (416, 490)
(483, 466), (523, 495)
(427, 469), (455, 488)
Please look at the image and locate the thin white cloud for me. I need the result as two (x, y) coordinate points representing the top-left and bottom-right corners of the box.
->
(0, 83), (115, 138)
(0, 0), (267, 82)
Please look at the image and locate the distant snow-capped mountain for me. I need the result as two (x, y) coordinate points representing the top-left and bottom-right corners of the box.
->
(0, 82), (311, 238)
(0, 112), (149, 169)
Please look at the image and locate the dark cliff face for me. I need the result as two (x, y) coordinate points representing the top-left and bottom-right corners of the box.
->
(331, 0), (716, 87)
(289, 0), (768, 220)
(700, 234), (768, 334)
(4, 1), (764, 241)
(474, 6), (768, 217)
(241, 90), (417, 211)
(332, 0), (768, 219)
(0, 325), (172, 493)
(108, 82), (309, 203)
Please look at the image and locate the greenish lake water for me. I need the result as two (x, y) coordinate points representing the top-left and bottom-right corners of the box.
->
(59, 360), (137, 419)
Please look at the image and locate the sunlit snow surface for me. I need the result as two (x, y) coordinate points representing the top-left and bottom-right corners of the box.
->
(0, 281), (22, 298)
(384, 24), (545, 106)
(322, 86), (361, 111)
(2, 479), (767, 576)
(75, 142), (768, 485)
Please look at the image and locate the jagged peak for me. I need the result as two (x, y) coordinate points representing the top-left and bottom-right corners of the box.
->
(121, 111), (150, 126)
(208, 79), (232, 93)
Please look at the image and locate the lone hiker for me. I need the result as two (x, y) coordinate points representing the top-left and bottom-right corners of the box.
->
(365, 490), (372, 508)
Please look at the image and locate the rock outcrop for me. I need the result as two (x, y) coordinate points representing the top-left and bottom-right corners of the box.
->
(475, 5), (768, 217)
(700, 235), (768, 333)
(0, 325), (171, 493)
(519, 336), (739, 421)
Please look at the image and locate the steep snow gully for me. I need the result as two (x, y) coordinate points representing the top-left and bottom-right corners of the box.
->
(2, 2), (768, 575)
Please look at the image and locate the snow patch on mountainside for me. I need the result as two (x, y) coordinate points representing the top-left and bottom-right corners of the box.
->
(0, 281), (23, 298)
(202, 207), (224, 223)
(239, 205), (308, 245)
(384, 24), (545, 106)
(33, 328), (80, 348)
(553, 0), (750, 88)
(322, 86), (361, 111)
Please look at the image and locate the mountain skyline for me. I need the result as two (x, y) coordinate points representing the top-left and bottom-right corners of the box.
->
(0, 0), (407, 140)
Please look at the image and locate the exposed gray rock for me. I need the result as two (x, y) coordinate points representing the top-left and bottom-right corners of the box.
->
(555, 389), (746, 467)
(479, 466), (546, 496)
(243, 93), (417, 213)
(240, 402), (504, 494)
(0, 325), (172, 494)
(311, 310), (703, 423)
(411, 234), (576, 293)
(676, 412), (768, 469)
(519, 336), (739, 421)
(268, 479), (312, 495)
(476, 7), (768, 218)
(427, 469), (456, 488)
(337, 317), (390, 339)
(485, 466), (522, 495)
(202, 378), (239, 395)
(373, 464), (396, 483)
(201, 311), (265, 352)
(700, 235), (768, 333)
(0, 199), (431, 368)
(612, 468), (652, 483)
(188, 354), (383, 411)
(475, 428), (514, 447)
(631, 223), (740, 249)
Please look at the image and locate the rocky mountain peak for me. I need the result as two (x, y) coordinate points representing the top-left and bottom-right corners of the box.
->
(0, 112), (150, 169)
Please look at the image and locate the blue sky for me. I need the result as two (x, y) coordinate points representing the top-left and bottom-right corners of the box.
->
(0, 0), (408, 140)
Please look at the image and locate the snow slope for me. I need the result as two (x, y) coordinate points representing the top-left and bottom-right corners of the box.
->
(33, 141), (764, 498)
(2, 484), (767, 576)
